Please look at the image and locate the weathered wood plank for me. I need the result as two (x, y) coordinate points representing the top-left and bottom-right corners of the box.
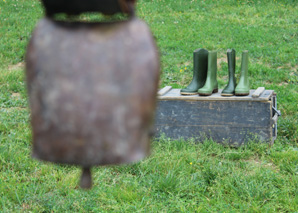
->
(156, 100), (271, 127)
(155, 125), (272, 146)
(158, 89), (274, 102)
(252, 87), (265, 98)
(158, 86), (172, 96)
(155, 89), (276, 146)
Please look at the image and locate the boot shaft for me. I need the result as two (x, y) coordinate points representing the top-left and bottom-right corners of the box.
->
(180, 48), (208, 94)
(197, 50), (218, 96)
(207, 51), (217, 79)
(240, 50), (249, 77)
(227, 49), (236, 80)
(193, 48), (208, 78)
(235, 50), (250, 95)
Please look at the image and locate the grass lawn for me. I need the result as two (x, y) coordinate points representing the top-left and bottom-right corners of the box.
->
(1, 0), (298, 211)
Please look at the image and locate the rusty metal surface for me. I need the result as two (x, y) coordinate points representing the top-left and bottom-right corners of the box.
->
(26, 17), (160, 167)
(41, 0), (137, 16)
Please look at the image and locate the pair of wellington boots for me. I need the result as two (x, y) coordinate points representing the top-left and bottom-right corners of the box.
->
(222, 49), (250, 96)
(180, 49), (218, 96)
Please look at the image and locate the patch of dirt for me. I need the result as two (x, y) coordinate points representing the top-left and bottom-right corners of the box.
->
(277, 63), (298, 72)
(278, 81), (289, 86)
(259, 62), (298, 72)
(245, 157), (280, 172)
(177, 60), (192, 67)
(244, 157), (261, 165)
(177, 56), (243, 70)
(217, 56), (227, 69)
(8, 62), (25, 70)
(12, 93), (21, 98)
(217, 56), (240, 69)
(22, 203), (31, 211)
(0, 107), (27, 110)
(218, 76), (228, 81)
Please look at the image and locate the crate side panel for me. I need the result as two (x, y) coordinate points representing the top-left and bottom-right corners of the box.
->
(156, 100), (271, 126)
(155, 125), (272, 146)
(155, 100), (272, 145)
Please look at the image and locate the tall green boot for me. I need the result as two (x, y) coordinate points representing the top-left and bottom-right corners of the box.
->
(222, 49), (236, 96)
(235, 51), (250, 96)
(180, 49), (208, 95)
(198, 51), (218, 96)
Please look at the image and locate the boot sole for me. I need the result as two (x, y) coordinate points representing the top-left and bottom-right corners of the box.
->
(198, 88), (218, 96)
(180, 92), (198, 95)
(235, 93), (249, 96)
(221, 93), (234, 97)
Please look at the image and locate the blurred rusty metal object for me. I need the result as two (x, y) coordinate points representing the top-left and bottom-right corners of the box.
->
(41, 0), (137, 16)
(26, 17), (159, 188)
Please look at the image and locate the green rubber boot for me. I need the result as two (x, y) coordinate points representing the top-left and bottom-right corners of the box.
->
(198, 51), (218, 96)
(235, 51), (250, 96)
(180, 49), (208, 95)
(222, 49), (236, 96)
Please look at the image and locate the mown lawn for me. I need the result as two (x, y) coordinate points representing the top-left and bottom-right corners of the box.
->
(0, 0), (298, 211)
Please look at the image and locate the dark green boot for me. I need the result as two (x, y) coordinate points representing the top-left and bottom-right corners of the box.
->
(198, 51), (218, 96)
(180, 49), (208, 95)
(235, 51), (250, 96)
(222, 49), (236, 96)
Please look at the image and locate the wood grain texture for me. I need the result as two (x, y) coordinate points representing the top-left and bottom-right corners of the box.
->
(155, 89), (276, 146)
(158, 86), (172, 96)
(158, 89), (274, 102)
(252, 87), (265, 97)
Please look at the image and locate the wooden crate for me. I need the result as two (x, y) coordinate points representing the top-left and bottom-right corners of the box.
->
(155, 87), (279, 146)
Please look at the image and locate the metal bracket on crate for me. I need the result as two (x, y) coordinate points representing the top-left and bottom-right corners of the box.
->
(272, 106), (281, 117)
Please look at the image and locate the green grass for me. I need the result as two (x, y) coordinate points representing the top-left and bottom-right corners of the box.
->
(1, 0), (298, 211)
